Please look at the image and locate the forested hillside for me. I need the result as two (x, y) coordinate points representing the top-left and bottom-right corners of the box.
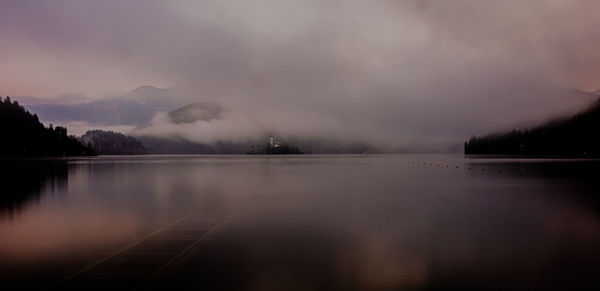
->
(465, 99), (600, 157)
(80, 130), (147, 155)
(0, 97), (94, 157)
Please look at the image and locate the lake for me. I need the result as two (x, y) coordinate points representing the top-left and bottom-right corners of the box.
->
(1, 155), (600, 290)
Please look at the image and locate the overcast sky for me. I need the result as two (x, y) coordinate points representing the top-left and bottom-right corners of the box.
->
(1, 0), (600, 148)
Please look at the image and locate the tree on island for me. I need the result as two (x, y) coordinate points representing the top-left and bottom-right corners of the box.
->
(0, 97), (95, 157)
(246, 136), (303, 155)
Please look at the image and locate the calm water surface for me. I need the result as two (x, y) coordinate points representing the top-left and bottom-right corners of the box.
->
(1, 155), (600, 290)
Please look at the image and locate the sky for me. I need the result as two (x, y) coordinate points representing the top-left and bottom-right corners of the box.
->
(1, 0), (600, 149)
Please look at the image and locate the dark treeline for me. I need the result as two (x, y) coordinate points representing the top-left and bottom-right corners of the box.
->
(465, 99), (600, 157)
(80, 130), (147, 155)
(0, 97), (95, 157)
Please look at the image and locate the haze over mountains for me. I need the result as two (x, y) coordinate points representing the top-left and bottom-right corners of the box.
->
(4, 1), (600, 153)
(19, 85), (379, 153)
(28, 86), (191, 126)
(15, 84), (600, 154)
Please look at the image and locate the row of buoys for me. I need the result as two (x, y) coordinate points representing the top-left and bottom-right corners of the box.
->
(401, 160), (524, 176)
(403, 160), (461, 169)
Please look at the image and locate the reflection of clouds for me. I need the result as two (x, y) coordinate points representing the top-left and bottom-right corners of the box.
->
(343, 235), (427, 290)
(2, 156), (600, 288)
(0, 208), (140, 264)
(544, 204), (600, 239)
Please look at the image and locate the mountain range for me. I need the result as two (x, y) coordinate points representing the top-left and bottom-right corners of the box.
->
(27, 86), (192, 125)
(18, 85), (600, 155)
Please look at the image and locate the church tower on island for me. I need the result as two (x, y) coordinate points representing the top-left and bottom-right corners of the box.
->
(269, 136), (281, 148)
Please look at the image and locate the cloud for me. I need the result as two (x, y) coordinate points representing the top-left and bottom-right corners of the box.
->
(2, 0), (600, 149)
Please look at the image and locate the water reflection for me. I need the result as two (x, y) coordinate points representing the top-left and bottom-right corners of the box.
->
(0, 160), (69, 218)
(465, 158), (600, 214)
(1, 155), (600, 289)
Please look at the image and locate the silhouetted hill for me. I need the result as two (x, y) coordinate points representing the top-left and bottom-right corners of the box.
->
(80, 130), (147, 155)
(0, 97), (95, 157)
(465, 99), (600, 157)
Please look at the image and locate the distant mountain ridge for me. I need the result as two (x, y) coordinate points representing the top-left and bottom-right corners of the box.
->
(14, 93), (90, 105)
(28, 86), (192, 125)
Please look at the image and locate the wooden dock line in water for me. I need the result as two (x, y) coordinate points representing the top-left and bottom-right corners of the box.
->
(134, 212), (237, 290)
(52, 211), (200, 288)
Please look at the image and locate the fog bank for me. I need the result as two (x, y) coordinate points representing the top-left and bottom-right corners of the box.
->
(2, 1), (600, 149)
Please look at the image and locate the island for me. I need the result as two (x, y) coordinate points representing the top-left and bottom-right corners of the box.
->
(246, 136), (303, 155)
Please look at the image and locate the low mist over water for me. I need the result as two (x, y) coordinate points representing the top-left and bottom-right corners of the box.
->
(2, 155), (600, 289)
